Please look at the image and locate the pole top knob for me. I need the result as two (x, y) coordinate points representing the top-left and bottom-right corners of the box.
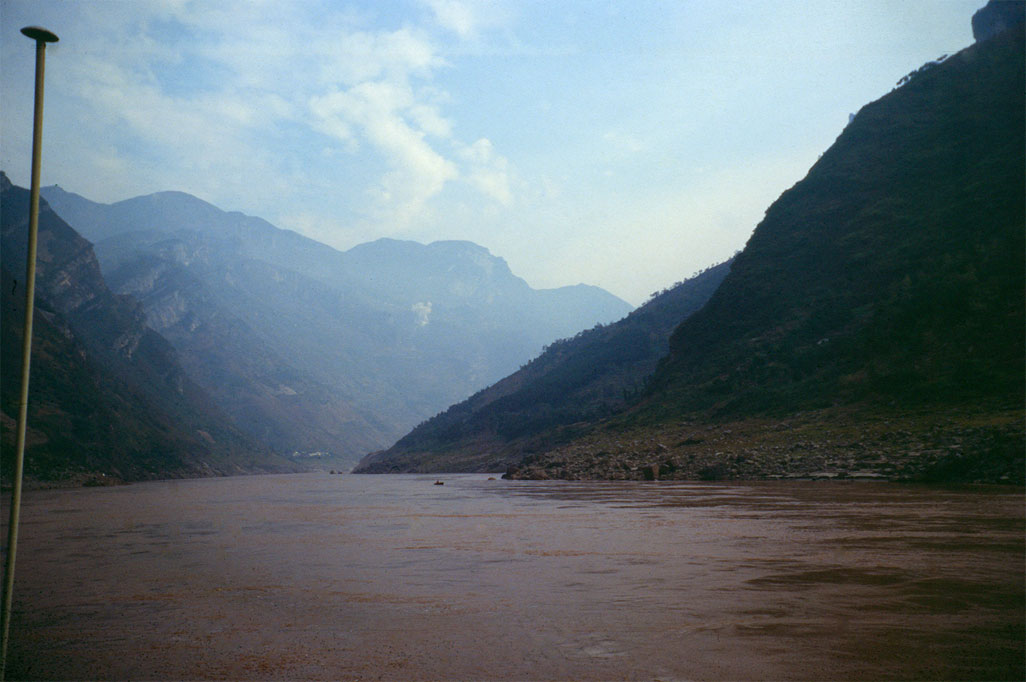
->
(21, 26), (59, 43)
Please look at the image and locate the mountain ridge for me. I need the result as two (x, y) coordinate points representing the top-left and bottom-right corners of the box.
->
(1, 173), (299, 484)
(39, 184), (632, 467)
(355, 259), (732, 473)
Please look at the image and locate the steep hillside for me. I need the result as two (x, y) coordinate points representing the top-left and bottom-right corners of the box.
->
(41, 187), (632, 463)
(649, 20), (1024, 418)
(507, 16), (1024, 483)
(356, 260), (732, 472)
(1, 174), (296, 484)
(92, 234), (398, 460)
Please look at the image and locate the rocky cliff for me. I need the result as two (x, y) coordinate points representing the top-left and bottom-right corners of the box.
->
(40, 187), (632, 467)
(1, 173), (297, 483)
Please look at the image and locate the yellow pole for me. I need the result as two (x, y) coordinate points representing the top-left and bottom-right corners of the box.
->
(1, 26), (59, 681)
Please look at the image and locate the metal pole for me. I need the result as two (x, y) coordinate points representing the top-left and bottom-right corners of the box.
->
(1, 26), (58, 681)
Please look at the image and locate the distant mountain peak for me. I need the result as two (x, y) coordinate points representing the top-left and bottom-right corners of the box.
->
(27, 181), (632, 474)
(113, 190), (224, 219)
(345, 236), (425, 253)
(348, 237), (496, 259)
(427, 239), (492, 254)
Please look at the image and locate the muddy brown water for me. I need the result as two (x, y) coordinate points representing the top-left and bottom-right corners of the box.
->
(2, 473), (1023, 680)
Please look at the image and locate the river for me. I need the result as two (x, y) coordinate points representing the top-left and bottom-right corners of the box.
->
(2, 473), (1023, 680)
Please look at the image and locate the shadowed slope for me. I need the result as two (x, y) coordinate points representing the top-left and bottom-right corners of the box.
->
(356, 260), (731, 472)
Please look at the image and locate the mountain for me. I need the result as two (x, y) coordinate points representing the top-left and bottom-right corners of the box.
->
(503, 12), (1024, 483)
(355, 260), (732, 472)
(648, 16), (1024, 419)
(1, 173), (297, 484)
(40, 187), (633, 466)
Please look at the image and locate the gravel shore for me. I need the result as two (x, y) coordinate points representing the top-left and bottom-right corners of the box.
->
(504, 409), (1024, 485)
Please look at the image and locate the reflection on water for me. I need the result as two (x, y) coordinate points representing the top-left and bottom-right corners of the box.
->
(4, 474), (1023, 680)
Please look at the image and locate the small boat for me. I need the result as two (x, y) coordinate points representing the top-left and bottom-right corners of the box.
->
(434, 480), (444, 485)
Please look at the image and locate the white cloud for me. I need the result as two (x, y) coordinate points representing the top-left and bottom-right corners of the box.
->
(424, 0), (477, 37)
(298, 13), (522, 228)
(409, 103), (453, 138)
(2, 0), (528, 244)
(317, 28), (443, 87)
(420, 0), (507, 39)
(310, 81), (459, 228)
(458, 138), (512, 206)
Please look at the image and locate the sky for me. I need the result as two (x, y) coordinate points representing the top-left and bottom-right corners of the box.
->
(1, 0), (984, 305)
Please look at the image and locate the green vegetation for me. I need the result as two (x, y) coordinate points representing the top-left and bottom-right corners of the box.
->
(646, 25), (1024, 424)
(356, 260), (732, 472)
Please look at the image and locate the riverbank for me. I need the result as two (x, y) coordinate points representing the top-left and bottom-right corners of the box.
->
(504, 407), (1024, 484)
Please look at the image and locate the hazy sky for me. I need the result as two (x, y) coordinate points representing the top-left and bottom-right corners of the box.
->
(1, 0), (982, 304)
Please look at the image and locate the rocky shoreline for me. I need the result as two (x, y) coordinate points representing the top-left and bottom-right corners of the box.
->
(503, 409), (1025, 485)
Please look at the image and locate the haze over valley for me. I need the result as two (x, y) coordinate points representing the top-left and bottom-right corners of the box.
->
(3, 177), (629, 477)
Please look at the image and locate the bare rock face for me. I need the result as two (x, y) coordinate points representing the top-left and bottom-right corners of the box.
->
(40, 185), (633, 467)
(972, 0), (1024, 42)
(2, 173), (289, 483)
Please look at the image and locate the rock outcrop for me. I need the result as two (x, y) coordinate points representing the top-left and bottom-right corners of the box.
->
(2, 173), (297, 483)
(40, 185), (632, 468)
(972, 0), (1024, 43)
